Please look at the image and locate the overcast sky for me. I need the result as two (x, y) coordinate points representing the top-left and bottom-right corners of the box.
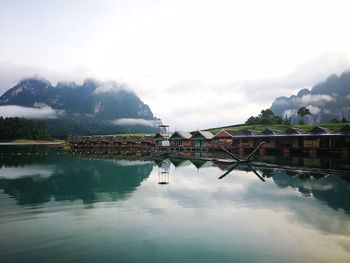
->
(1, 0), (350, 130)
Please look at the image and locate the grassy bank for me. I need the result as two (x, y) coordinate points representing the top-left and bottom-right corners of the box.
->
(11, 139), (65, 144)
(112, 133), (155, 137)
(207, 123), (350, 134)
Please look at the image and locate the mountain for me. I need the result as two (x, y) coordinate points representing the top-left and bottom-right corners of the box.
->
(0, 78), (160, 138)
(270, 71), (350, 124)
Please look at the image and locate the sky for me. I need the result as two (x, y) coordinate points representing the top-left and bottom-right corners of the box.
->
(1, 0), (350, 130)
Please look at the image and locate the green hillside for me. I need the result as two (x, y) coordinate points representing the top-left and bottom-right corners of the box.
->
(207, 123), (350, 135)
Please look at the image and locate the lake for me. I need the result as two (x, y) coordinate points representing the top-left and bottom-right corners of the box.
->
(1, 146), (350, 263)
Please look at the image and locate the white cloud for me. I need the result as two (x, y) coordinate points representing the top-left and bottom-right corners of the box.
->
(283, 109), (297, 118)
(0, 62), (90, 96)
(114, 160), (154, 166)
(0, 105), (64, 119)
(94, 81), (127, 94)
(300, 94), (335, 105)
(1, 1), (350, 130)
(111, 118), (158, 127)
(282, 103), (325, 119)
(280, 93), (337, 119)
(306, 105), (322, 115)
(0, 165), (56, 179)
(137, 52), (350, 130)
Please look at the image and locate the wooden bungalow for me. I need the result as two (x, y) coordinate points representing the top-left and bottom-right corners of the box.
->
(276, 127), (304, 149)
(112, 136), (122, 147)
(332, 125), (350, 148)
(126, 136), (141, 147)
(140, 135), (155, 148)
(169, 131), (192, 147)
(153, 133), (166, 147)
(213, 129), (239, 148)
(94, 136), (103, 147)
(96, 136), (103, 147)
(69, 136), (79, 147)
(119, 136), (128, 147)
(303, 126), (331, 149)
(258, 129), (281, 148)
(190, 131), (214, 148)
(81, 136), (91, 147)
(102, 136), (114, 147)
(74, 136), (84, 147)
(237, 129), (259, 148)
(89, 136), (99, 147)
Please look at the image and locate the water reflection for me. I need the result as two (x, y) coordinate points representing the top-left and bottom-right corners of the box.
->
(1, 147), (350, 262)
(270, 171), (350, 213)
(254, 154), (350, 171)
(218, 162), (265, 182)
(0, 150), (153, 205)
(156, 158), (170, 185)
(155, 156), (350, 215)
(0, 147), (349, 214)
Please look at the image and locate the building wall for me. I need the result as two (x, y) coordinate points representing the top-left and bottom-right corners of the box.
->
(333, 137), (350, 148)
(304, 138), (320, 148)
(170, 139), (192, 147)
(262, 139), (276, 149)
(170, 139), (182, 147)
(212, 138), (233, 147)
(276, 138), (299, 148)
(155, 140), (163, 146)
(192, 139), (212, 148)
(183, 140), (192, 147)
(240, 138), (255, 148)
(192, 139), (203, 147)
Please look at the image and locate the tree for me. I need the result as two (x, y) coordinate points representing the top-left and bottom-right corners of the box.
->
(331, 118), (340, 123)
(0, 117), (51, 141)
(260, 109), (274, 118)
(297, 107), (311, 125)
(245, 109), (283, 125)
(283, 116), (292, 125)
(246, 116), (258, 125)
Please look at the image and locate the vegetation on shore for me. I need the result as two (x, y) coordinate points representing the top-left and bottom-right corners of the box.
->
(207, 108), (349, 134)
(112, 133), (155, 137)
(208, 123), (350, 135)
(245, 109), (289, 126)
(0, 117), (51, 141)
(11, 139), (64, 144)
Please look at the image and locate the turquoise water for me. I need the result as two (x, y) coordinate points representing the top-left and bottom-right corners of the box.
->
(1, 146), (350, 262)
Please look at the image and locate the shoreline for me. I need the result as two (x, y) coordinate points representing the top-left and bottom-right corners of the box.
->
(0, 140), (64, 145)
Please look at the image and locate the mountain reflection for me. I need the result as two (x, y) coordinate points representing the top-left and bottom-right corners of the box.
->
(1, 146), (350, 215)
(270, 171), (350, 213)
(220, 165), (350, 214)
(0, 156), (153, 205)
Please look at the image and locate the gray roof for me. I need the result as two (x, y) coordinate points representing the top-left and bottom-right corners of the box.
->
(260, 128), (281, 135)
(214, 129), (239, 137)
(283, 127), (304, 135)
(238, 129), (259, 136)
(336, 125), (350, 134)
(192, 130), (214, 139)
(153, 133), (164, 140)
(156, 125), (350, 140)
(307, 126), (331, 134)
(170, 131), (192, 140)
